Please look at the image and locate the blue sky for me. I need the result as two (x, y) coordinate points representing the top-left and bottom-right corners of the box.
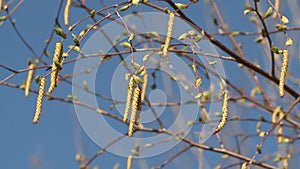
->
(1, 1), (300, 169)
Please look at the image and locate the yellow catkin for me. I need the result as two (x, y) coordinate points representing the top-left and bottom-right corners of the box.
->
(163, 12), (175, 59)
(272, 106), (284, 143)
(0, 0), (2, 13)
(25, 63), (36, 98)
(33, 77), (46, 124)
(123, 76), (134, 123)
(126, 155), (133, 169)
(283, 157), (288, 169)
(48, 42), (63, 94)
(213, 90), (229, 134)
(128, 86), (141, 137)
(64, 0), (72, 26)
(141, 70), (148, 103)
(279, 50), (288, 97)
(272, 0), (280, 19)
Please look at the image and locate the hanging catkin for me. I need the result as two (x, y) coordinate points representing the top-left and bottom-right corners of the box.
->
(213, 90), (229, 134)
(163, 12), (175, 59)
(33, 77), (46, 124)
(126, 155), (133, 169)
(141, 70), (148, 103)
(25, 63), (36, 97)
(128, 86), (141, 137)
(279, 50), (288, 97)
(48, 42), (63, 94)
(64, 0), (72, 26)
(123, 76), (134, 123)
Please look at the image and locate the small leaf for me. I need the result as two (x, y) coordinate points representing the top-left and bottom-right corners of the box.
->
(67, 94), (78, 100)
(79, 29), (87, 39)
(256, 145), (262, 154)
(146, 31), (159, 37)
(285, 38), (293, 46)
(195, 76), (202, 87)
(188, 30), (196, 36)
(113, 163), (120, 169)
(221, 154), (229, 159)
(271, 45), (280, 54)
(243, 8), (251, 15)
(120, 42), (131, 48)
(208, 61), (217, 65)
(0, 16), (7, 21)
(275, 24), (287, 31)
(231, 31), (240, 37)
(69, 45), (82, 53)
(178, 33), (188, 40)
(281, 15), (289, 24)
(35, 75), (41, 83)
(90, 10), (95, 18)
(241, 163), (247, 169)
(144, 143), (153, 148)
(128, 33), (134, 42)
(175, 3), (188, 9)
(143, 54), (150, 62)
(120, 5), (129, 11)
(194, 93), (203, 99)
(72, 34), (80, 46)
(133, 75), (144, 84)
(132, 0), (139, 5)
(187, 120), (194, 127)
(83, 80), (88, 91)
(53, 27), (66, 39)
(254, 36), (264, 43)
(113, 35), (121, 44)
(43, 49), (50, 57)
(193, 35), (202, 42)
(273, 154), (281, 162)
(263, 7), (272, 19)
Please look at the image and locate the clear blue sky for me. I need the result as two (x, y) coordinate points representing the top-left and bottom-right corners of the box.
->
(1, 1), (299, 169)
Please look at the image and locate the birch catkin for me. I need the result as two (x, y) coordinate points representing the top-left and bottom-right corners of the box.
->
(272, 106), (284, 143)
(0, 0), (2, 13)
(48, 42), (63, 94)
(126, 155), (133, 169)
(64, 0), (72, 26)
(213, 90), (229, 134)
(128, 86), (141, 137)
(141, 70), (148, 103)
(279, 50), (288, 97)
(123, 76), (134, 123)
(33, 77), (46, 124)
(163, 12), (175, 59)
(25, 63), (36, 97)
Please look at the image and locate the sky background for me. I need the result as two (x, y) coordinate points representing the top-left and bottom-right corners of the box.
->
(1, 1), (300, 169)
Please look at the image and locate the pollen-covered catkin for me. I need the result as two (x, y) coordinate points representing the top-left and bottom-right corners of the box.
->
(272, 106), (284, 143)
(48, 42), (63, 94)
(163, 12), (175, 59)
(123, 76), (134, 123)
(25, 63), (36, 97)
(64, 0), (72, 26)
(128, 86), (141, 137)
(213, 90), (229, 134)
(126, 155), (133, 169)
(0, 0), (2, 13)
(33, 77), (46, 124)
(279, 50), (288, 97)
(141, 70), (148, 103)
